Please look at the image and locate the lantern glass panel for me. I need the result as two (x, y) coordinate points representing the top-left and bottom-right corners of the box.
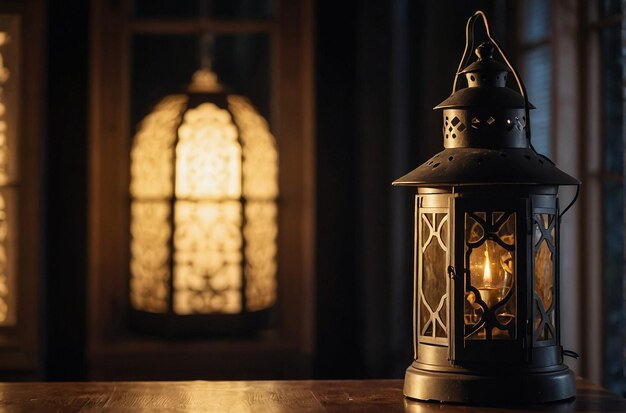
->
(464, 212), (516, 340)
(533, 213), (556, 342)
(419, 212), (449, 341)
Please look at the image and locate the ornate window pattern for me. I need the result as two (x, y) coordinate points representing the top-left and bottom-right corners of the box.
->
(0, 17), (18, 326)
(130, 96), (185, 313)
(418, 211), (449, 344)
(464, 212), (516, 340)
(533, 213), (556, 343)
(129, 94), (278, 316)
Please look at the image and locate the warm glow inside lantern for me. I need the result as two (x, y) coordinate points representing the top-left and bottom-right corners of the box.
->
(129, 68), (278, 335)
(394, 12), (580, 404)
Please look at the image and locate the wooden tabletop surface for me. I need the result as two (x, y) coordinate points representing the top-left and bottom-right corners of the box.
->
(0, 377), (622, 412)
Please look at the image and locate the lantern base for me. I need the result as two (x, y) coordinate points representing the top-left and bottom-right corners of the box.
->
(404, 362), (575, 404)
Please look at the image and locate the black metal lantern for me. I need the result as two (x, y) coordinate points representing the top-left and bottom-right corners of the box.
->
(393, 11), (580, 404)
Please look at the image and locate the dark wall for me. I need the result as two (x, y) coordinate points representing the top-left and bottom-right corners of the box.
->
(314, 0), (499, 378)
(45, 0), (89, 380)
(314, 0), (361, 378)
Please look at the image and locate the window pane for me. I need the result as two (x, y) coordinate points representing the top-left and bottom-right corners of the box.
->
(131, 33), (271, 135)
(518, 0), (551, 44)
(601, 0), (621, 18)
(599, 18), (624, 394)
(0, 15), (19, 326)
(601, 24), (623, 174)
(603, 180), (624, 390)
(521, 46), (552, 157)
(533, 213), (555, 342)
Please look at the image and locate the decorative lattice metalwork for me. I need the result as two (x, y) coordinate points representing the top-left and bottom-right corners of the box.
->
(533, 213), (556, 343)
(443, 114), (466, 140)
(464, 211), (516, 340)
(419, 212), (449, 343)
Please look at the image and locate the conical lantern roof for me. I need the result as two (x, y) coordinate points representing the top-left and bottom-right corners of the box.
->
(393, 40), (579, 187)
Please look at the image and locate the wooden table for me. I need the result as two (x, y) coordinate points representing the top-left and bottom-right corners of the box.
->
(0, 378), (622, 412)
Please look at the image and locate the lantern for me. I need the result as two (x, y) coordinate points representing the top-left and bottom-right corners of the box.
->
(129, 67), (278, 335)
(393, 12), (580, 403)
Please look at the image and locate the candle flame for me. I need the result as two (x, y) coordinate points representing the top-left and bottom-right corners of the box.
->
(484, 249), (492, 285)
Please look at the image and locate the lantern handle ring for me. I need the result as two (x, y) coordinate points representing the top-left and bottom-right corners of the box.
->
(453, 11), (533, 146)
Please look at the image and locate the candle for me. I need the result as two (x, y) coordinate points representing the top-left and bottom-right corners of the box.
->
(478, 249), (500, 307)
(483, 249), (492, 286)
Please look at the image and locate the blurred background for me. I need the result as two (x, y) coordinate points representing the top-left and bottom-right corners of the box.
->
(0, 0), (623, 398)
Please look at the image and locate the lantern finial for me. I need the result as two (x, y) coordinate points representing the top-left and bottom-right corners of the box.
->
(475, 41), (494, 60)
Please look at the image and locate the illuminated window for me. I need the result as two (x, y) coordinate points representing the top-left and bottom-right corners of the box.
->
(0, 15), (19, 327)
(130, 79), (278, 325)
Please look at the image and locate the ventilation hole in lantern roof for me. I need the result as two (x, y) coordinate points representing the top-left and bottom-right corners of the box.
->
(448, 156), (454, 161)
(471, 117), (480, 129)
(446, 116), (449, 120)
(432, 162), (440, 169)
(445, 120), (449, 126)
(428, 160), (433, 165)
(449, 127), (453, 132)
(524, 154), (531, 160)
(470, 75), (475, 81)
(452, 133), (456, 139)
(451, 117), (460, 127)
(445, 134), (449, 139)
(486, 116), (495, 125)
(496, 75), (500, 80)
(457, 123), (466, 132)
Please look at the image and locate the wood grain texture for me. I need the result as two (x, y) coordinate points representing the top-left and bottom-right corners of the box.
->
(0, 378), (621, 412)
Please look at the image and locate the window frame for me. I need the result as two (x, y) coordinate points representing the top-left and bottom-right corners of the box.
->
(509, 0), (625, 392)
(88, 0), (315, 379)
